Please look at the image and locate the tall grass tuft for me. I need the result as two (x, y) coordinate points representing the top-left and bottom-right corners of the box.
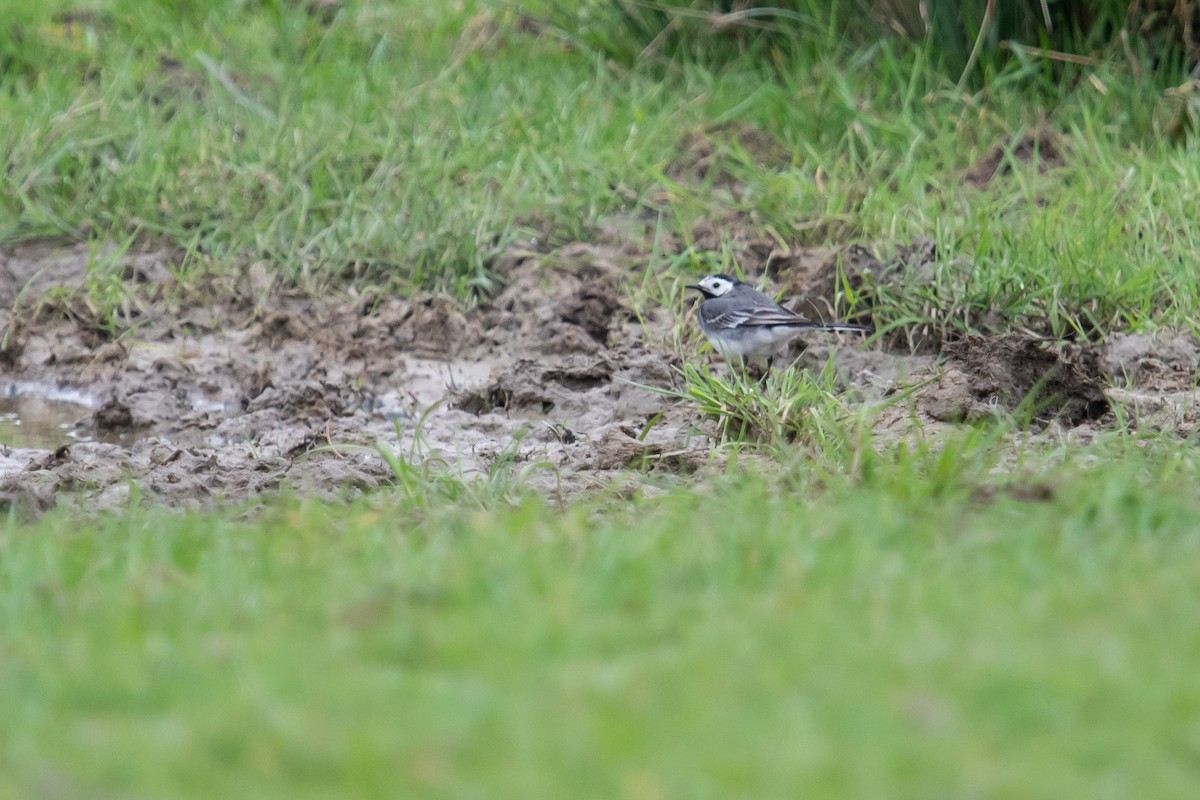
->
(530, 0), (1199, 84)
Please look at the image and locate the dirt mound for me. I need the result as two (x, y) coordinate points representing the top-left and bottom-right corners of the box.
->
(768, 244), (881, 325)
(911, 334), (1108, 424)
(479, 242), (637, 356)
(765, 238), (962, 352)
(669, 121), (790, 190)
(966, 128), (1066, 187)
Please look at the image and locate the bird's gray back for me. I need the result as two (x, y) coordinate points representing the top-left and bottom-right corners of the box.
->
(698, 283), (798, 329)
(732, 282), (780, 309)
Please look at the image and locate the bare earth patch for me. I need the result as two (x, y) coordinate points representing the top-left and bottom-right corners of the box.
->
(2, 240), (1198, 514)
(0, 242), (704, 512)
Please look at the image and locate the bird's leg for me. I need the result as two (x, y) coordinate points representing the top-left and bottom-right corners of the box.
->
(760, 356), (774, 386)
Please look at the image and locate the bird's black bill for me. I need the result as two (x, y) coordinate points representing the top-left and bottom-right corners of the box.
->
(685, 284), (703, 292)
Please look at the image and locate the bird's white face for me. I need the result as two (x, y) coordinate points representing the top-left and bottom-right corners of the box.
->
(694, 274), (735, 297)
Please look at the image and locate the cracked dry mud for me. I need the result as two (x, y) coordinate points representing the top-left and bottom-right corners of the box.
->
(2, 240), (1199, 514)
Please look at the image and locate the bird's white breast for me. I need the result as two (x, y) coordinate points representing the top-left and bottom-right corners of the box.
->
(705, 326), (802, 361)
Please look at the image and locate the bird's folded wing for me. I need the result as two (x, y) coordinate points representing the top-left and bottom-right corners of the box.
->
(706, 305), (810, 330)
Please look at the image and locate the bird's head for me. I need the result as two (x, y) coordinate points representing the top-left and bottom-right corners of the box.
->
(686, 274), (738, 299)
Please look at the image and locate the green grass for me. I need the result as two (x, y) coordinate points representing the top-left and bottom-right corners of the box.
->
(4, 433), (1200, 797)
(666, 359), (868, 445)
(2, 0), (1200, 336)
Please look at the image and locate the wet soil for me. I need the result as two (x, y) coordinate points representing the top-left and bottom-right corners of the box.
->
(0, 241), (703, 513)
(1, 239), (1197, 515)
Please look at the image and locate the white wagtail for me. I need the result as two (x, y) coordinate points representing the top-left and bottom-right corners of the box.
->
(687, 273), (871, 370)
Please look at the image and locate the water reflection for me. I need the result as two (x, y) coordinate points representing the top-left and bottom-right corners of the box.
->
(0, 382), (99, 449)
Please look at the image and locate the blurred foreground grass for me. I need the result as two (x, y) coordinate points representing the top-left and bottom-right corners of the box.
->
(3, 432), (1200, 797)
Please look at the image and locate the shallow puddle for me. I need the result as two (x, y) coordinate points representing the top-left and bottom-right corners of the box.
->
(0, 382), (99, 449)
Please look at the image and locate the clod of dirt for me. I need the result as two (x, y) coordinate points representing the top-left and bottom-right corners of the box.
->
(246, 380), (348, 420)
(253, 309), (311, 344)
(480, 244), (637, 357)
(0, 484), (57, 518)
(966, 127), (1066, 187)
(590, 426), (662, 470)
(911, 367), (992, 423)
(372, 295), (480, 360)
(913, 334), (1108, 424)
(94, 398), (134, 431)
(775, 244), (881, 325)
(557, 286), (629, 343)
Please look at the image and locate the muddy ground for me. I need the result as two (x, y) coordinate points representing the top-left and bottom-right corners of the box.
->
(1, 237), (1198, 515)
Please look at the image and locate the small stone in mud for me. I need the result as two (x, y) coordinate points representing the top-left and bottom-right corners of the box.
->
(95, 399), (134, 431)
(916, 367), (989, 423)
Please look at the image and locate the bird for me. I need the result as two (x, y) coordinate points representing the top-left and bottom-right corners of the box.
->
(686, 273), (871, 371)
